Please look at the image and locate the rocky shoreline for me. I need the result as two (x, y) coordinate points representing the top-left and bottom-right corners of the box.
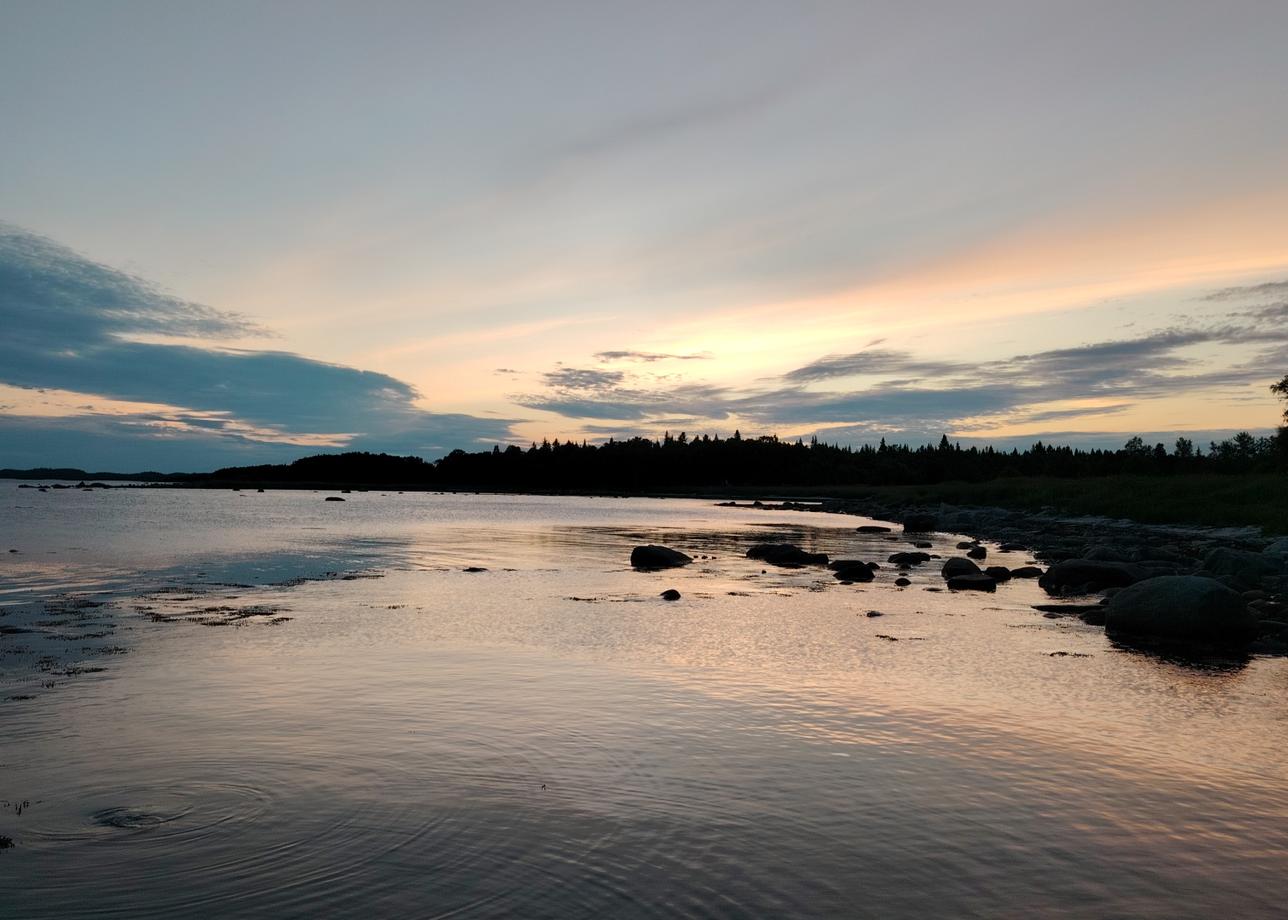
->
(713, 498), (1288, 655)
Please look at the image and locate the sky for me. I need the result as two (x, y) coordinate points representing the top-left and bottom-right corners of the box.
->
(2, 0), (1287, 471)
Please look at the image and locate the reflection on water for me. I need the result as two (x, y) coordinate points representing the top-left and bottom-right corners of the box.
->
(2, 485), (1288, 918)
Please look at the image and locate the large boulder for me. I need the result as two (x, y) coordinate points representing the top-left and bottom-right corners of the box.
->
(630, 545), (693, 569)
(747, 543), (829, 566)
(1105, 576), (1258, 644)
(1038, 559), (1145, 594)
(941, 557), (982, 579)
(902, 512), (938, 533)
(1202, 547), (1283, 591)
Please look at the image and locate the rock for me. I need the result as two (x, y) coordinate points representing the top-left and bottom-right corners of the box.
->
(947, 574), (996, 592)
(1105, 576), (1258, 644)
(1263, 538), (1288, 558)
(1084, 545), (1136, 562)
(747, 543), (828, 566)
(865, 610), (884, 617)
(1010, 566), (1043, 579)
(463, 566), (488, 573)
(967, 545), (988, 560)
(631, 545), (693, 569)
(941, 557), (982, 579)
(1243, 589), (1270, 603)
(1081, 608), (1108, 626)
(660, 589), (682, 601)
(888, 551), (932, 566)
(832, 562), (875, 583)
(999, 542), (1027, 552)
(325, 496), (345, 502)
(895, 577), (911, 587)
(1202, 547), (1283, 591)
(856, 525), (892, 533)
(984, 566), (1012, 582)
(1256, 619), (1288, 637)
(902, 513), (938, 533)
(912, 541), (933, 549)
(1038, 559), (1145, 594)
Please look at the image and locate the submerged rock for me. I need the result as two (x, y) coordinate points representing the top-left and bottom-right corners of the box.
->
(631, 545), (693, 570)
(747, 543), (828, 566)
(888, 551), (932, 566)
(1105, 575), (1257, 644)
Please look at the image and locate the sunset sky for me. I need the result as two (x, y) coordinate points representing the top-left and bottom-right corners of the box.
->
(3, 0), (1287, 470)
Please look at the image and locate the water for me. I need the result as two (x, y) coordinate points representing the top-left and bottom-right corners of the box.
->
(2, 485), (1287, 917)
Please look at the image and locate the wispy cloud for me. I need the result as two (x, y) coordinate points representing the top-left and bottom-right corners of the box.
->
(594, 350), (712, 363)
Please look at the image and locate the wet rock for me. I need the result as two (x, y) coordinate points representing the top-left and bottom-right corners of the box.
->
(902, 513), (938, 533)
(947, 574), (996, 592)
(1010, 566), (1043, 579)
(660, 589), (682, 601)
(832, 561), (875, 582)
(1081, 608), (1108, 626)
(967, 545), (988, 560)
(984, 565), (1012, 582)
(941, 557), (982, 579)
(1039, 559), (1145, 594)
(1105, 576), (1258, 644)
(888, 551), (932, 566)
(631, 545), (693, 570)
(747, 543), (828, 566)
(895, 577), (911, 587)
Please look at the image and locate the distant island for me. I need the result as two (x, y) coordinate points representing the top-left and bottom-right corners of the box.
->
(6, 428), (1286, 532)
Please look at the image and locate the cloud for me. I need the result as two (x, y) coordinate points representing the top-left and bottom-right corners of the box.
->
(1202, 280), (1288, 301)
(0, 226), (520, 467)
(594, 350), (712, 362)
(541, 367), (625, 390)
(521, 286), (1288, 440)
(782, 349), (966, 383)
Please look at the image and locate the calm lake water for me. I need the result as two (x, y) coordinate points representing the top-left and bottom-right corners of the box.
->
(2, 485), (1287, 918)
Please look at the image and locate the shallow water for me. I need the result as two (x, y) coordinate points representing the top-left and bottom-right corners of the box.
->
(2, 485), (1287, 917)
